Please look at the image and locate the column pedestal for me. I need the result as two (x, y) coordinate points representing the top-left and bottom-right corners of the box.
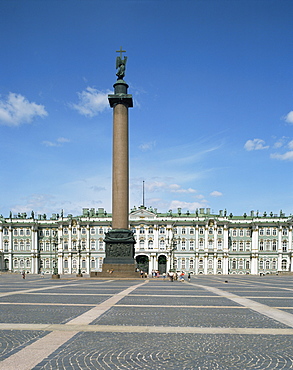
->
(96, 229), (139, 278)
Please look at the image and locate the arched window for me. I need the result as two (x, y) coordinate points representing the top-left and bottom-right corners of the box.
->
(272, 241), (277, 251)
(266, 260), (270, 269)
(217, 259), (222, 269)
(282, 241), (287, 252)
(246, 260), (250, 270)
(282, 259), (287, 270)
(198, 259), (204, 269)
(148, 240), (153, 250)
(159, 240), (165, 250)
(232, 260), (236, 269)
(64, 260), (68, 268)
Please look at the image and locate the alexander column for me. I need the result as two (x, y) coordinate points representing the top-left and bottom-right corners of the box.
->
(100, 47), (137, 277)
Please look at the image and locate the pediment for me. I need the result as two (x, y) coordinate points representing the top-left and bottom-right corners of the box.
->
(129, 208), (156, 220)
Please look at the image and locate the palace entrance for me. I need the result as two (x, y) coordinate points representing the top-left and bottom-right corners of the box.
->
(158, 255), (167, 274)
(136, 255), (149, 273)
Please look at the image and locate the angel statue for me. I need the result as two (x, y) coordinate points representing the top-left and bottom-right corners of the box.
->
(116, 47), (128, 80)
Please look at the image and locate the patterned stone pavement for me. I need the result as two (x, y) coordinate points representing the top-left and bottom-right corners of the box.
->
(0, 274), (293, 369)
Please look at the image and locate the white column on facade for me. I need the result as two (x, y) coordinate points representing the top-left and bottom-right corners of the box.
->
(251, 226), (259, 274)
(58, 227), (63, 274)
(213, 254), (217, 274)
(8, 226), (13, 271)
(0, 225), (3, 252)
(223, 255), (229, 274)
(204, 254), (208, 274)
(278, 227), (282, 271)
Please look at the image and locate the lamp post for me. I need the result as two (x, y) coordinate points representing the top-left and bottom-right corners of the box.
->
(52, 232), (60, 279)
(76, 240), (83, 277)
(167, 235), (180, 272)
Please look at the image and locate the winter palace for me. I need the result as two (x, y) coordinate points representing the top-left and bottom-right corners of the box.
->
(0, 206), (292, 276)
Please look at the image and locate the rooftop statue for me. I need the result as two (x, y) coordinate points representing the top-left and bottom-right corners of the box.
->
(116, 46), (127, 80)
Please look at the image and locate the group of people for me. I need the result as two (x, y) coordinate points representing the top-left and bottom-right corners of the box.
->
(168, 271), (191, 282)
(138, 269), (191, 282)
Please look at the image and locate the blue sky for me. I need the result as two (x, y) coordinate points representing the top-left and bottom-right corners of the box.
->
(0, 0), (292, 217)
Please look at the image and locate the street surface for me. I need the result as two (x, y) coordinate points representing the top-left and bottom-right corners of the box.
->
(0, 274), (293, 369)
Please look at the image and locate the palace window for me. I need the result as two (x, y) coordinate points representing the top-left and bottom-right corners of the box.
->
(4, 241), (8, 252)
(246, 242), (251, 251)
(148, 240), (153, 250)
(190, 241), (194, 250)
(26, 259), (30, 268)
(209, 228), (213, 235)
(182, 259), (186, 269)
(26, 241), (30, 250)
(239, 259), (244, 270)
(246, 260), (250, 270)
(181, 240), (186, 250)
(266, 229), (271, 236)
(90, 228), (95, 235)
(3, 228), (8, 236)
(182, 228), (186, 234)
(20, 241), (24, 251)
(217, 259), (222, 269)
(272, 229), (277, 236)
(14, 259), (18, 268)
(239, 242), (244, 251)
(232, 229), (237, 237)
(282, 259), (287, 270)
(218, 228), (223, 235)
(99, 227), (103, 234)
(91, 259), (95, 269)
(45, 230), (50, 236)
(72, 259), (77, 269)
(272, 241), (277, 251)
(283, 229), (288, 236)
(63, 228), (68, 235)
(148, 227), (153, 234)
(140, 227), (145, 234)
(208, 240), (213, 250)
(72, 228), (77, 235)
(14, 229), (18, 236)
(239, 229), (244, 237)
(64, 242), (68, 251)
(159, 240), (165, 250)
(82, 240), (86, 249)
(208, 259), (213, 269)
(266, 241), (270, 251)
(190, 259), (194, 269)
(246, 229), (251, 237)
(199, 228), (204, 235)
(272, 260), (277, 269)
(259, 229), (264, 236)
(232, 260), (236, 269)
(259, 260), (263, 269)
(26, 229), (30, 236)
(20, 229), (24, 236)
(14, 241), (18, 251)
(91, 240), (96, 250)
(98, 258), (103, 269)
(46, 242), (50, 251)
(159, 227), (165, 234)
(217, 240), (222, 250)
(232, 242), (236, 251)
(82, 228), (86, 235)
(266, 260), (270, 270)
(198, 259), (204, 269)
(140, 239), (145, 249)
(259, 241), (264, 251)
(99, 240), (104, 250)
(282, 241), (287, 252)
(190, 228), (194, 235)
(64, 260), (68, 268)
(199, 239), (204, 249)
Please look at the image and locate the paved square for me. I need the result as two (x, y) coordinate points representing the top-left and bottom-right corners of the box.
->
(0, 274), (293, 369)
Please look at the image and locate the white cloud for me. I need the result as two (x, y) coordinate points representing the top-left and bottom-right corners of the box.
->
(169, 200), (207, 211)
(244, 139), (269, 151)
(270, 151), (293, 161)
(139, 141), (156, 151)
(0, 92), (48, 126)
(284, 111), (293, 124)
(42, 137), (70, 147)
(71, 87), (110, 117)
(288, 140), (293, 150)
(210, 191), (223, 197)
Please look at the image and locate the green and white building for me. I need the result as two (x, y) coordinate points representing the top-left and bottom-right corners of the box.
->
(0, 207), (292, 275)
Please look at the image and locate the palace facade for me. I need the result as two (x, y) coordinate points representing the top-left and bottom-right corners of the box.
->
(0, 206), (292, 275)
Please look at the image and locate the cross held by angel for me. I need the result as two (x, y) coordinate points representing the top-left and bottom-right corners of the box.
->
(116, 46), (128, 80)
